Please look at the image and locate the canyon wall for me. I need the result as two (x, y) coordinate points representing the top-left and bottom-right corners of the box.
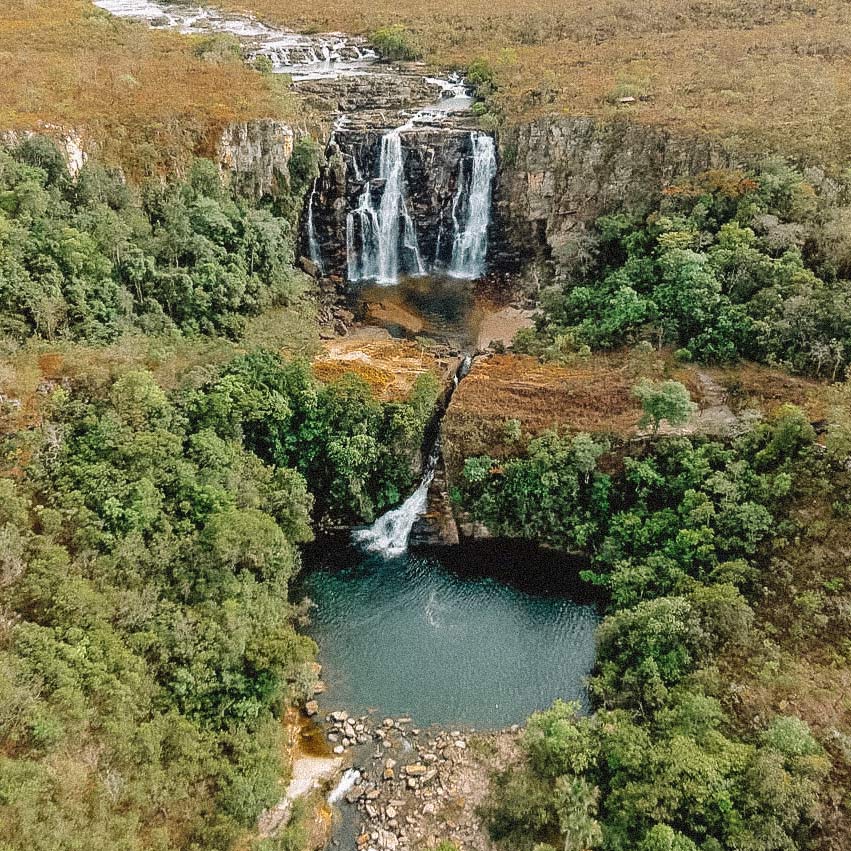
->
(491, 117), (735, 285)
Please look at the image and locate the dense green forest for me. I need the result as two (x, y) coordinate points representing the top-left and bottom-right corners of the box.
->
(461, 411), (851, 850)
(2, 121), (851, 851)
(515, 163), (851, 377)
(0, 138), (437, 850)
(0, 134), (318, 341)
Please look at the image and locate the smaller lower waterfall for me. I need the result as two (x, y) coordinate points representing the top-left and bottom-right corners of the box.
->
(353, 355), (472, 557)
(351, 453), (437, 557)
(449, 133), (497, 279)
(305, 178), (324, 273)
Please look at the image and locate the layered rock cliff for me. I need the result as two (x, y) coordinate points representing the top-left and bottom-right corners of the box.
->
(491, 117), (734, 285)
(217, 118), (301, 199)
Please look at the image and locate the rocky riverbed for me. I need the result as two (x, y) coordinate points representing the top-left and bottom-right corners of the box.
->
(311, 707), (520, 851)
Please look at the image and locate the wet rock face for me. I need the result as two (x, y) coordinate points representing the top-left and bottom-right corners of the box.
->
(217, 119), (298, 199)
(308, 128), (477, 278)
(491, 116), (736, 285)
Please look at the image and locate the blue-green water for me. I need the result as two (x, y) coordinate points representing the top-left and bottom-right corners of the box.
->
(297, 540), (600, 728)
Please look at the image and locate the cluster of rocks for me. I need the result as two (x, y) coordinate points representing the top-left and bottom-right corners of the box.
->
(324, 709), (374, 754)
(313, 709), (506, 851)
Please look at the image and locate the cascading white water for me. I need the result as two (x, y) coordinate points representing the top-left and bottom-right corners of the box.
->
(346, 126), (424, 285)
(353, 355), (472, 557)
(352, 453), (437, 557)
(327, 769), (361, 805)
(305, 178), (324, 273)
(448, 133), (497, 279)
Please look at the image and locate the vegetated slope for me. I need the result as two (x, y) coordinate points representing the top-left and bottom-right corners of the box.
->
(227, 0), (851, 163)
(460, 405), (851, 851)
(0, 0), (300, 173)
(0, 136), (442, 850)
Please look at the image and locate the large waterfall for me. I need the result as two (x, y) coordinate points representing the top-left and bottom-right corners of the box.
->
(346, 126), (424, 285)
(449, 133), (497, 279)
(341, 128), (496, 285)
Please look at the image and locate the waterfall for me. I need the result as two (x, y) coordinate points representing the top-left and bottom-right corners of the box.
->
(305, 178), (324, 273)
(448, 133), (497, 279)
(346, 125), (424, 284)
(341, 129), (496, 283)
(352, 453), (437, 557)
(353, 355), (472, 557)
(327, 769), (361, 805)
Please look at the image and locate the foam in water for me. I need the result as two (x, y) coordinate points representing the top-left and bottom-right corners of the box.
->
(449, 133), (497, 279)
(327, 768), (361, 805)
(347, 125), (424, 285)
(354, 355), (471, 557)
(93, 0), (377, 81)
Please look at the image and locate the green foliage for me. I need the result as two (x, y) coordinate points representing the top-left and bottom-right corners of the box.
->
(187, 351), (439, 523)
(483, 699), (829, 851)
(633, 379), (696, 433)
(0, 353), (340, 850)
(475, 419), (830, 851)
(369, 25), (423, 61)
(0, 139), (301, 342)
(525, 165), (851, 376)
(459, 431), (610, 550)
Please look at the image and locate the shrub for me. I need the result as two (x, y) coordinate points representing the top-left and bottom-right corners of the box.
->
(369, 26), (422, 61)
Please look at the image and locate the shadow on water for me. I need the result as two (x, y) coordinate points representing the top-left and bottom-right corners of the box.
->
(350, 276), (483, 347)
(295, 535), (602, 729)
(432, 538), (602, 602)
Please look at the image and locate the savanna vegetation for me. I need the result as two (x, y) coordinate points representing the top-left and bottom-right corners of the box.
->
(0, 0), (302, 174)
(223, 0), (851, 162)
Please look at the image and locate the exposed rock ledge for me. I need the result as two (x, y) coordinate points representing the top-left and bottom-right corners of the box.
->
(491, 116), (736, 284)
(217, 118), (301, 199)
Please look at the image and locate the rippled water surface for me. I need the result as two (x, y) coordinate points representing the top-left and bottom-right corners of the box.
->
(297, 541), (600, 728)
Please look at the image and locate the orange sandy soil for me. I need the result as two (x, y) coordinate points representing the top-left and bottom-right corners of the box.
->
(312, 328), (454, 402)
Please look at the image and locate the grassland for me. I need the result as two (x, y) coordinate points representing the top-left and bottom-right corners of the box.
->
(225, 0), (851, 164)
(440, 348), (833, 479)
(0, 0), (301, 172)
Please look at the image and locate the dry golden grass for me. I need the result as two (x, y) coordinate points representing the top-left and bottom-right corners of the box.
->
(226, 0), (851, 163)
(0, 0), (300, 172)
(705, 361), (830, 422)
(312, 332), (447, 401)
(440, 349), (834, 476)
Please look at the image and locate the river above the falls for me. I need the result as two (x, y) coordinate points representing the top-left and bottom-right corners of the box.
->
(295, 539), (600, 728)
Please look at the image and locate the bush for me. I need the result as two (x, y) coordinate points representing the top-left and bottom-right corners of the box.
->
(369, 25), (422, 61)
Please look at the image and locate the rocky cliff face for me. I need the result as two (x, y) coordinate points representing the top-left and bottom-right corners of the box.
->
(309, 128), (475, 278)
(217, 119), (300, 199)
(491, 117), (735, 285)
